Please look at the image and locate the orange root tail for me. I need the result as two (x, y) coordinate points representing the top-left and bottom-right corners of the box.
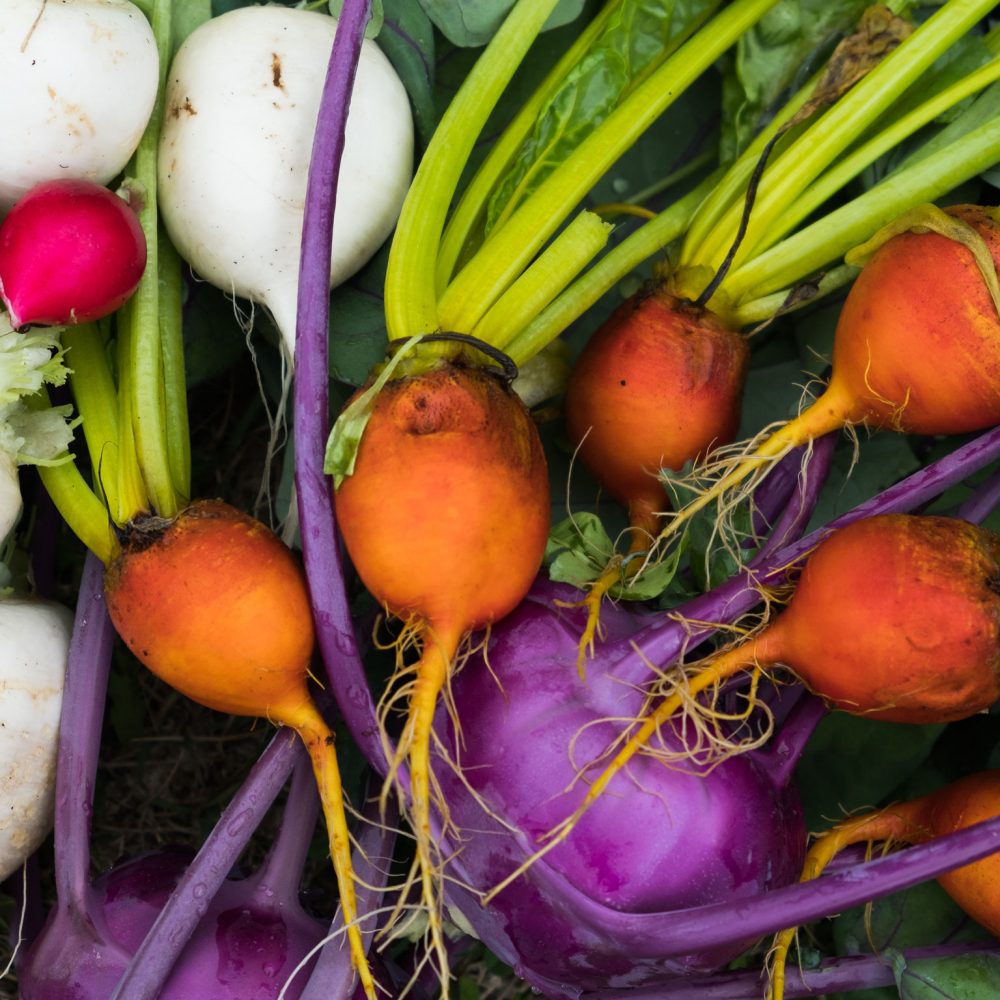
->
(292, 704), (377, 1000)
(768, 799), (929, 1000)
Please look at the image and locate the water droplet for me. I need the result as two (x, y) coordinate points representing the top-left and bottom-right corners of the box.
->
(346, 683), (368, 708)
(612, 177), (628, 194)
(227, 808), (253, 836)
(192, 882), (207, 899)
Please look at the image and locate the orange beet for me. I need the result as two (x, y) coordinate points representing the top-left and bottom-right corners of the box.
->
(564, 289), (749, 534)
(926, 771), (1000, 935)
(652, 204), (1000, 554)
(828, 205), (1000, 434)
(105, 499), (314, 717)
(334, 360), (549, 982)
(104, 499), (376, 997)
(772, 514), (1000, 723)
(335, 362), (550, 634)
(770, 770), (1000, 1000)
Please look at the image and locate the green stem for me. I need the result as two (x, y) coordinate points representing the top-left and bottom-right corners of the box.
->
(129, 0), (178, 518)
(680, 0), (912, 266)
(722, 113), (1000, 306)
(63, 324), (121, 514)
(746, 55), (1000, 263)
(158, 231), (191, 503)
(436, 0), (780, 339)
(696, 0), (996, 275)
(435, 0), (624, 293)
(25, 392), (116, 566)
(730, 263), (858, 326)
(115, 309), (150, 524)
(679, 71), (821, 269)
(505, 174), (716, 366)
(471, 211), (612, 350)
(384, 0), (561, 343)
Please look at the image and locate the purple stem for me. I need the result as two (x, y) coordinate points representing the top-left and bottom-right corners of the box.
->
(754, 691), (827, 789)
(615, 424), (1000, 670)
(955, 464), (1000, 523)
(609, 431), (836, 690)
(586, 942), (1000, 999)
(756, 431), (836, 558)
(300, 795), (399, 1000)
(109, 729), (300, 1000)
(254, 748), (318, 900)
(747, 444), (804, 538)
(612, 812), (1000, 959)
(292, 0), (385, 774)
(53, 552), (114, 913)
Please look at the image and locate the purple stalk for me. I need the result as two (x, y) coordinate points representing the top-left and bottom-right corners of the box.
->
(254, 751), (320, 898)
(292, 0), (386, 774)
(7, 520), (93, 960)
(300, 796), (399, 1000)
(755, 431), (836, 558)
(616, 423), (1000, 670)
(607, 431), (836, 690)
(955, 464), (1000, 523)
(54, 552), (114, 914)
(599, 812), (1000, 958)
(585, 942), (1000, 999)
(109, 730), (301, 1000)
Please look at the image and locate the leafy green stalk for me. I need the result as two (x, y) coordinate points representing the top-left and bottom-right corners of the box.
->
(721, 113), (1000, 305)
(384, 0), (562, 343)
(482, 0), (721, 239)
(679, 67), (822, 267)
(435, 0), (625, 291)
(127, 0), (179, 518)
(158, 233), (191, 502)
(115, 312), (151, 526)
(436, 0), (781, 338)
(763, 56), (1000, 253)
(729, 263), (858, 325)
(62, 324), (121, 513)
(25, 391), (115, 565)
(472, 211), (612, 349)
(505, 174), (716, 366)
(691, 0), (997, 278)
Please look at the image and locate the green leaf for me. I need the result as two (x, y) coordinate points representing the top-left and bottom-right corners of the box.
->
(896, 952), (1000, 999)
(417, 0), (587, 48)
(545, 511), (614, 589)
(377, 0), (437, 145)
(485, 0), (716, 232)
(835, 881), (988, 960)
(616, 533), (687, 599)
(329, 0), (384, 37)
(795, 713), (944, 829)
(720, 0), (873, 162)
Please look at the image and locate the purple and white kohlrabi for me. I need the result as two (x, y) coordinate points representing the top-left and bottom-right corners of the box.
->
(433, 579), (816, 996)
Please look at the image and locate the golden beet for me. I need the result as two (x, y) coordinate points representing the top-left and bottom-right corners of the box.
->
(335, 362), (550, 634)
(105, 499), (314, 718)
(565, 290), (749, 531)
(104, 499), (376, 996)
(775, 514), (1000, 722)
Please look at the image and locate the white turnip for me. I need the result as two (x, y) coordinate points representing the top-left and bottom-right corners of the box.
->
(158, 5), (414, 356)
(0, 595), (72, 881)
(0, 0), (158, 214)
